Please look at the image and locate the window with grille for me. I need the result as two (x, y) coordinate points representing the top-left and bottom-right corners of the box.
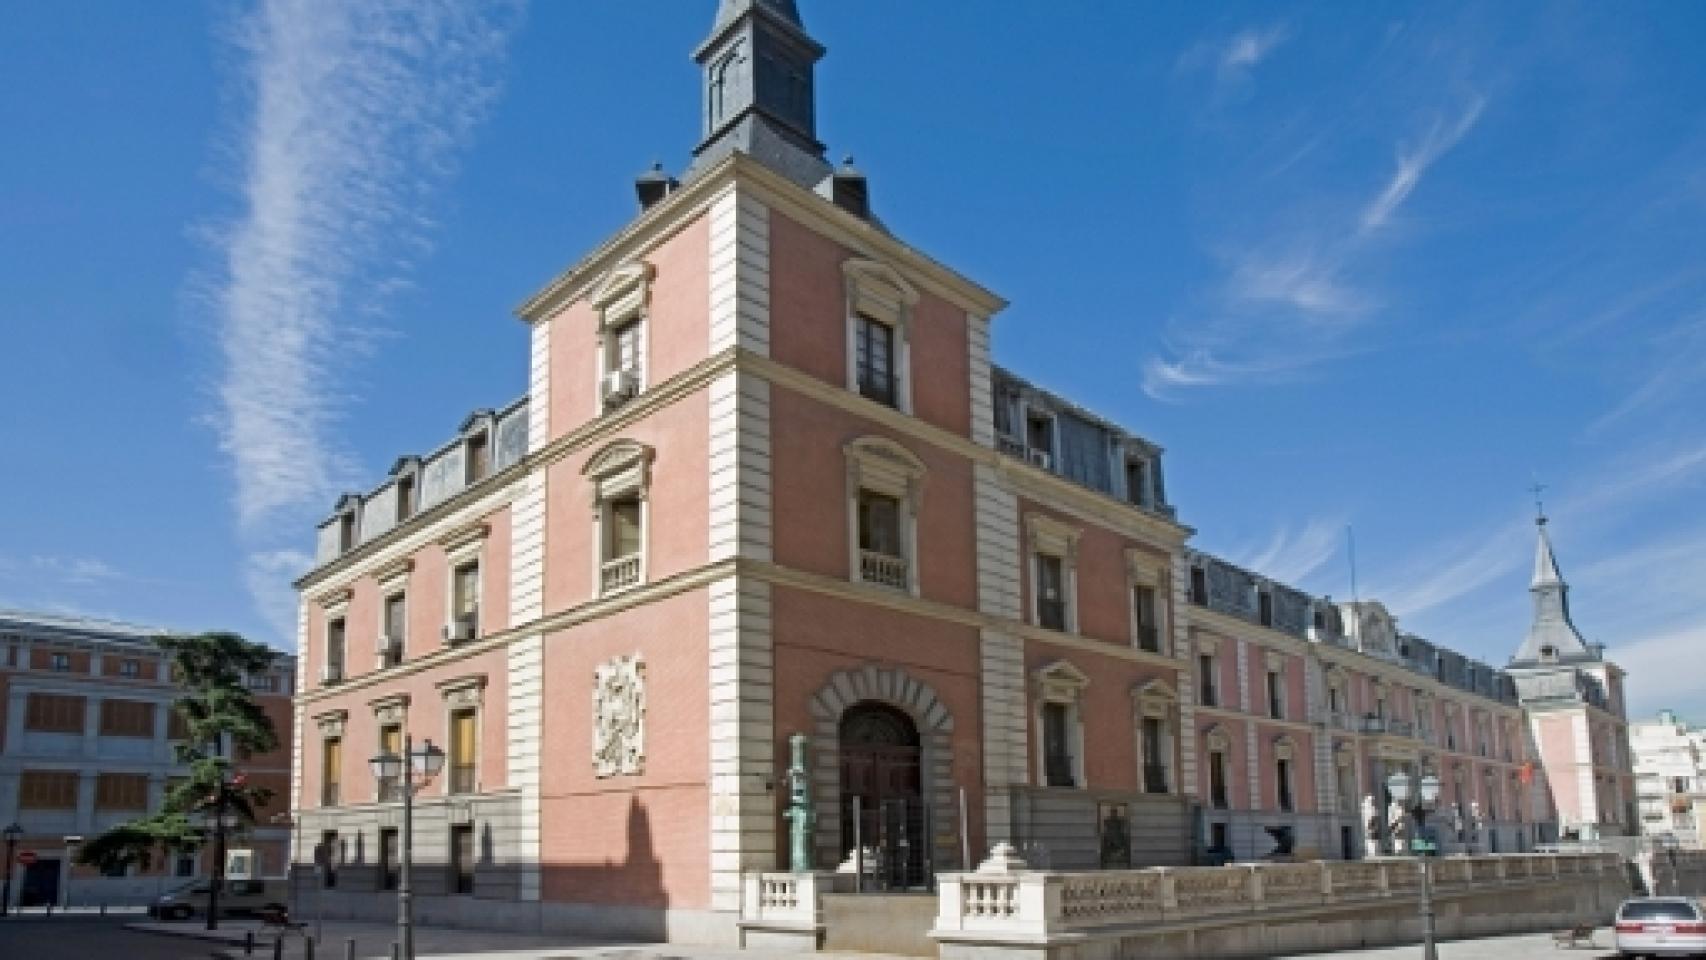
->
(25, 693), (85, 733)
(19, 770), (79, 809)
(1042, 702), (1075, 787)
(95, 773), (149, 810)
(100, 699), (156, 738)
(1277, 759), (1294, 811)
(854, 315), (895, 405)
(449, 824), (475, 894)
(1208, 751), (1229, 809)
(1141, 717), (1169, 793)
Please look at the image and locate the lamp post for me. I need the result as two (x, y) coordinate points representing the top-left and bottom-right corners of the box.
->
(1387, 769), (1442, 960)
(1, 823), (22, 917)
(370, 736), (445, 960)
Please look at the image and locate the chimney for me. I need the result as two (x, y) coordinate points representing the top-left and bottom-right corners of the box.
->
(830, 155), (869, 219)
(635, 163), (678, 211)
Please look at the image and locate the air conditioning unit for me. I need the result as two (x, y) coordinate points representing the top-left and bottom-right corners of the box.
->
(1027, 448), (1053, 470)
(603, 369), (639, 404)
(320, 663), (344, 684)
(443, 610), (478, 644)
(377, 636), (404, 666)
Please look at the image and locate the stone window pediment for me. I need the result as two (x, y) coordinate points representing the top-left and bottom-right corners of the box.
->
(314, 709), (349, 738)
(590, 262), (655, 328)
(842, 258), (919, 332)
(1204, 724), (1231, 754)
(437, 674), (487, 710)
(1025, 514), (1081, 561)
(1274, 735), (1297, 762)
(844, 436), (926, 504)
(1133, 678), (1177, 719)
(1034, 659), (1090, 703)
(369, 693), (410, 725)
(583, 439), (654, 502)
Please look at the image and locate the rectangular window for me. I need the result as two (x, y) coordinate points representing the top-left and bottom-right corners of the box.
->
(1198, 655), (1218, 707)
(25, 693), (85, 733)
(1141, 717), (1168, 793)
(321, 737), (342, 807)
(1209, 752), (1229, 809)
(1258, 591), (1274, 627)
(450, 709), (478, 795)
(50, 652), (71, 672)
(377, 725), (402, 802)
(854, 315), (895, 405)
(1026, 414), (1053, 458)
(1042, 702), (1075, 787)
(18, 770), (79, 809)
(1328, 686), (1343, 714)
(1133, 585), (1159, 652)
(381, 594), (406, 667)
(1036, 554), (1067, 631)
(606, 497), (642, 560)
(1277, 759), (1294, 812)
(1266, 671), (1284, 720)
(325, 618), (346, 681)
(449, 824), (475, 895)
(320, 831), (339, 889)
(1189, 567), (1208, 605)
(379, 828), (399, 891)
(99, 699), (156, 738)
(167, 708), (192, 741)
(1125, 458), (1148, 506)
(453, 563), (480, 619)
(176, 856), (197, 878)
(610, 319), (641, 375)
(95, 773), (149, 810)
(339, 513), (356, 552)
(855, 490), (909, 590)
(395, 476), (416, 523)
(466, 433), (489, 483)
(118, 659), (140, 678)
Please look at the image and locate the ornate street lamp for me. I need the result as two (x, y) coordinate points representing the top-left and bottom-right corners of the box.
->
(371, 736), (445, 960)
(1, 823), (22, 918)
(1387, 769), (1442, 960)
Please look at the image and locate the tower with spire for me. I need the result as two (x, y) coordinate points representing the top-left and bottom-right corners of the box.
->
(1507, 509), (1637, 841)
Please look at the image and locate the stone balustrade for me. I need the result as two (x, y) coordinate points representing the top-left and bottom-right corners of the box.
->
(739, 870), (855, 950)
(933, 844), (1621, 948)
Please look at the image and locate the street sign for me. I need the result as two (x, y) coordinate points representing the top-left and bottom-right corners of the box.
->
(1411, 838), (1439, 854)
(16, 851), (37, 867)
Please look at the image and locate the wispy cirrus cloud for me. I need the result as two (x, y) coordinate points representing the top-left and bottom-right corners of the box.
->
(1142, 91), (1487, 401)
(1230, 516), (1347, 586)
(1178, 23), (1290, 99)
(206, 0), (520, 643)
(1360, 96), (1486, 234)
(1221, 25), (1289, 74)
(0, 555), (125, 588)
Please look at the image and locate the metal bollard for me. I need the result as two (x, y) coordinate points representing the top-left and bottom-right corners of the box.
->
(392, 942), (401, 960)
(305, 935), (315, 960)
(272, 937), (283, 960)
(246, 930), (255, 954)
(344, 938), (356, 960)
(100, 902), (107, 916)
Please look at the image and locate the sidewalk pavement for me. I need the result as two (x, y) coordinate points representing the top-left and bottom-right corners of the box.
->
(1283, 928), (1619, 959)
(128, 919), (767, 960)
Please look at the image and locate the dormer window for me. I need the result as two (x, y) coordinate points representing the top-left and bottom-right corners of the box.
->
(1189, 567), (1208, 606)
(465, 432), (489, 483)
(1025, 413), (1055, 470)
(1124, 456), (1149, 507)
(395, 475), (416, 523)
(1257, 590), (1274, 628)
(338, 511), (357, 552)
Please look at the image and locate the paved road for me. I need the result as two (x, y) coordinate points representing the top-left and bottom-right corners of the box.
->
(1284, 929), (1621, 959)
(0, 915), (228, 959)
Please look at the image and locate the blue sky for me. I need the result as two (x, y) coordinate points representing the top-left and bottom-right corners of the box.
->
(3, 2), (1703, 718)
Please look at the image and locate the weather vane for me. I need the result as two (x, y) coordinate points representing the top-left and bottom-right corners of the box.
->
(1528, 477), (1548, 525)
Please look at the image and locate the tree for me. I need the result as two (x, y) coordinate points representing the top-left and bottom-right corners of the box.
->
(77, 632), (280, 929)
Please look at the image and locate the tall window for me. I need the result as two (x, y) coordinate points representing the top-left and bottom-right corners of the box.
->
(381, 593), (406, 667)
(854, 315), (895, 405)
(377, 725), (402, 802)
(1133, 585), (1160, 652)
(465, 431), (489, 483)
(1266, 670), (1285, 720)
(395, 475), (416, 523)
(25, 693), (84, 733)
(601, 495), (644, 595)
(1124, 458), (1148, 506)
(856, 490), (906, 589)
(1035, 554), (1067, 631)
(321, 737), (342, 807)
(1025, 414), (1054, 465)
(1258, 591), (1274, 627)
(1277, 758), (1295, 812)
(1141, 717), (1168, 793)
(1328, 684), (1344, 715)
(339, 512), (357, 552)
(450, 708), (477, 795)
(1198, 654), (1218, 707)
(449, 824), (475, 895)
(320, 831), (339, 888)
(1042, 701), (1075, 787)
(379, 828), (399, 891)
(1208, 750), (1229, 809)
(1189, 567), (1208, 605)
(325, 617), (347, 682)
(450, 562), (480, 640)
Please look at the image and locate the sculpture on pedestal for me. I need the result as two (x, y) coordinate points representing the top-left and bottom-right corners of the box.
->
(1361, 794), (1382, 855)
(1387, 799), (1410, 855)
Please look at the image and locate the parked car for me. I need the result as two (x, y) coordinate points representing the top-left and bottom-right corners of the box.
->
(1614, 896), (1706, 958)
(149, 878), (289, 921)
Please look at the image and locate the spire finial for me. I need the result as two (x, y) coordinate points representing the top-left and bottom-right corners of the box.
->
(1529, 477), (1548, 526)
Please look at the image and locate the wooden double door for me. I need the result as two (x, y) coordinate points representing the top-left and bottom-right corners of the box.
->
(839, 702), (929, 889)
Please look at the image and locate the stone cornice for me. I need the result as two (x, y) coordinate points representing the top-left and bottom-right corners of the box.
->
(514, 154), (1006, 327)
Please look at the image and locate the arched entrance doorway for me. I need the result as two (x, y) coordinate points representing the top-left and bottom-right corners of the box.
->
(839, 701), (926, 888)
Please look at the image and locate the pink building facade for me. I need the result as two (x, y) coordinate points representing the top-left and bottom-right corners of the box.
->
(288, 1), (1634, 943)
